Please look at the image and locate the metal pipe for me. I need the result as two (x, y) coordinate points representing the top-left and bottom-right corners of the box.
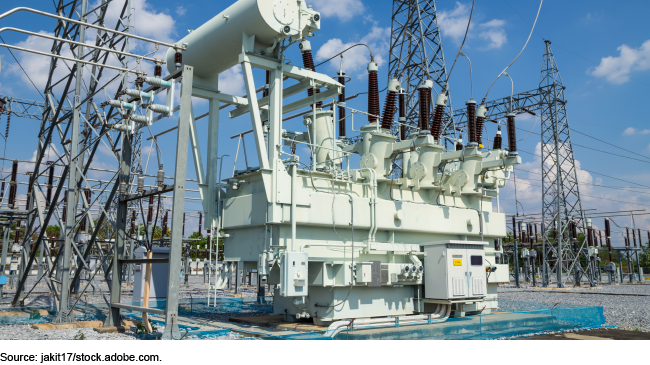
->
(0, 7), (183, 50)
(0, 27), (164, 63)
(291, 162), (297, 252)
(0, 44), (143, 74)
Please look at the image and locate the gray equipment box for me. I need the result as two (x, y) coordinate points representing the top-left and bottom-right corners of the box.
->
(422, 240), (487, 300)
(133, 247), (170, 302)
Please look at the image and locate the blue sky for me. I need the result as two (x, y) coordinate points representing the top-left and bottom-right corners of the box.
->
(1, 0), (649, 245)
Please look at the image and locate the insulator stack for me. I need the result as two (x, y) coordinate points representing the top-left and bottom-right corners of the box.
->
(299, 40), (322, 109)
(398, 92), (406, 140)
(162, 211), (168, 237)
(417, 84), (431, 131)
(174, 51), (183, 70)
(205, 231), (211, 259)
(367, 62), (380, 123)
(8, 160), (18, 209)
(130, 210), (136, 236)
(430, 93), (447, 141)
(46, 162), (54, 206)
(80, 213), (87, 232)
(199, 212), (203, 235)
(25, 174), (32, 210)
(154, 64), (162, 77)
(62, 190), (67, 224)
(84, 188), (91, 206)
(0, 181), (5, 206)
(570, 221), (577, 240)
(5, 114), (10, 139)
(381, 79), (400, 130)
(506, 113), (517, 154)
(467, 100), (477, 144)
(475, 119), (485, 147)
(493, 124), (502, 150)
(147, 195), (154, 224)
(381, 92), (397, 130)
(337, 70), (346, 137)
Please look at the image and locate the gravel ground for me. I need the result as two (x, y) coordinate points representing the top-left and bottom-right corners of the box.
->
(498, 285), (650, 332)
(0, 324), (137, 340)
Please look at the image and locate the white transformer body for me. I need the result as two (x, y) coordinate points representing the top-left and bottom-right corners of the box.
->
(167, 0), (520, 326)
(423, 241), (487, 300)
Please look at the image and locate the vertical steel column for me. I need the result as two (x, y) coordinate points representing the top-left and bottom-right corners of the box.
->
(162, 65), (193, 340)
(54, 0), (88, 322)
(105, 125), (132, 327)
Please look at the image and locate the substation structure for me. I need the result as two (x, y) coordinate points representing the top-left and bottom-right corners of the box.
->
(0, 0), (645, 339)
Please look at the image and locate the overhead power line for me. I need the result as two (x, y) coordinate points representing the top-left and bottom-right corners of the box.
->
(0, 35), (44, 100)
(519, 149), (650, 189)
(508, 176), (648, 207)
(514, 126), (650, 165)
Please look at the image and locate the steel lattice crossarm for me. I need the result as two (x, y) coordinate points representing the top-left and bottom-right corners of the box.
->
(0, 94), (69, 120)
(448, 85), (553, 133)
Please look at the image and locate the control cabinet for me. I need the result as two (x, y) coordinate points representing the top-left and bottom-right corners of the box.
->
(280, 252), (308, 297)
(423, 240), (487, 300)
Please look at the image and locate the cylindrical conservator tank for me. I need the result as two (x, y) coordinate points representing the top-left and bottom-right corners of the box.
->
(166, 0), (321, 79)
(304, 110), (341, 168)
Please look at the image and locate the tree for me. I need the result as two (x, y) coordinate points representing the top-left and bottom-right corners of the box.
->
(45, 225), (60, 239)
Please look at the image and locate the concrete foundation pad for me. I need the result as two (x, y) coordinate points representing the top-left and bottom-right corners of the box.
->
(229, 315), (327, 333)
(31, 319), (139, 331)
(94, 326), (129, 334)
(0, 309), (48, 317)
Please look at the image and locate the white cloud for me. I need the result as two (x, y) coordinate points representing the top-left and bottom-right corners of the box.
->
(591, 39), (650, 84)
(438, 2), (473, 44)
(176, 6), (187, 16)
(438, 2), (506, 49)
(315, 24), (390, 76)
(309, 0), (365, 22)
(623, 127), (650, 135)
(219, 65), (245, 96)
(0, 82), (14, 96)
(478, 19), (507, 49)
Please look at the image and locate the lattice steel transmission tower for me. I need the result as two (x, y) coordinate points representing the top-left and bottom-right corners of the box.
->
(539, 40), (590, 288)
(11, 0), (138, 321)
(387, 0), (455, 140)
